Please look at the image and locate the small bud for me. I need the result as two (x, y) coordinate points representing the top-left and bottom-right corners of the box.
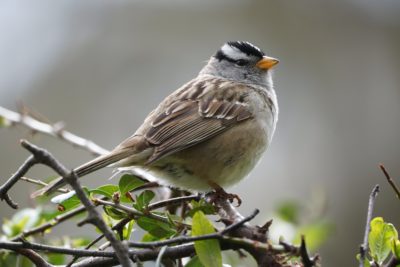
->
(112, 191), (121, 204)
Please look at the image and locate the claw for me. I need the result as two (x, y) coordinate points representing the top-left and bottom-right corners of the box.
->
(207, 181), (242, 207)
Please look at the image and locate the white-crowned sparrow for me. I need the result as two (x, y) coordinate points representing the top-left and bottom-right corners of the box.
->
(31, 41), (279, 198)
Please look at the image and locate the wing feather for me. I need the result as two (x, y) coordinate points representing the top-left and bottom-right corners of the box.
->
(119, 77), (255, 164)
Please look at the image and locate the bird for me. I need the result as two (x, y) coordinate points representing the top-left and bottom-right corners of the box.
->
(31, 41), (279, 199)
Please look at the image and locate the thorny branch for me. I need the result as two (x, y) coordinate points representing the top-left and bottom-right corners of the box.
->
(0, 137), (319, 266)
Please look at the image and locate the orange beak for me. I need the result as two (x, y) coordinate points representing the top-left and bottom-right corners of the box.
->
(256, 56), (279, 70)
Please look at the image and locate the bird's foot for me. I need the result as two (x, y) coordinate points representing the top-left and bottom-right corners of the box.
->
(207, 182), (242, 207)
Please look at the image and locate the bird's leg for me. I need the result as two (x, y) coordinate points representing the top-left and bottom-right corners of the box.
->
(207, 181), (242, 206)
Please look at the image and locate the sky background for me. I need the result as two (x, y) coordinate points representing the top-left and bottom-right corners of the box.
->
(1, 1), (400, 266)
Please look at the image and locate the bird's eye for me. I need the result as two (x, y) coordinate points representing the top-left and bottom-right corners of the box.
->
(235, 59), (248, 66)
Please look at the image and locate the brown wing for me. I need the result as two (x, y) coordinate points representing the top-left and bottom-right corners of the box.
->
(146, 78), (254, 163)
(118, 77), (254, 164)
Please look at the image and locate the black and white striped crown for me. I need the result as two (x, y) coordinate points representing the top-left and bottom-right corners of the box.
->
(215, 41), (265, 62)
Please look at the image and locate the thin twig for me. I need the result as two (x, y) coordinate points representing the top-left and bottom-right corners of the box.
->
(14, 140), (132, 267)
(148, 195), (201, 211)
(15, 182), (158, 241)
(380, 164), (400, 199)
(70, 237), (294, 267)
(14, 248), (54, 267)
(12, 205), (87, 241)
(0, 241), (116, 257)
(66, 217), (133, 267)
(359, 184), (380, 267)
(21, 176), (70, 193)
(0, 106), (109, 156)
(0, 155), (37, 209)
(0, 234), (294, 265)
(94, 198), (191, 228)
(127, 209), (259, 248)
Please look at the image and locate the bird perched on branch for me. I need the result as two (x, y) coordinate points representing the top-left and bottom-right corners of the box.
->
(31, 41), (279, 200)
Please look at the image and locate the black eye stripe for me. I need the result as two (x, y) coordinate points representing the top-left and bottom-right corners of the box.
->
(235, 59), (248, 66)
(214, 50), (236, 62)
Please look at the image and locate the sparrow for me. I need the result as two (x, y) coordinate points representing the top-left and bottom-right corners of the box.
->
(31, 41), (279, 198)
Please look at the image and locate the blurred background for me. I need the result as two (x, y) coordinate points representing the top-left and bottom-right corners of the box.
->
(1, 0), (400, 266)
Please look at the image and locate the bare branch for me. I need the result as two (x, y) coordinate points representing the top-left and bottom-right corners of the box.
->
(21, 176), (70, 193)
(359, 184), (380, 267)
(148, 195), (201, 211)
(380, 164), (400, 199)
(15, 248), (53, 267)
(0, 155), (37, 209)
(127, 209), (259, 248)
(0, 241), (116, 257)
(0, 106), (109, 156)
(4, 140), (133, 267)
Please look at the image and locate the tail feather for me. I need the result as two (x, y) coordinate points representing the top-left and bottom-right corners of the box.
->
(30, 149), (135, 198)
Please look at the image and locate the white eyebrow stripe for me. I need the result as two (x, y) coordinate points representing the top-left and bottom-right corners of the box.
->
(221, 44), (247, 60)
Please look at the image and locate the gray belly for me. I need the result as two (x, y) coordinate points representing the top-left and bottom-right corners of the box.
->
(142, 117), (272, 192)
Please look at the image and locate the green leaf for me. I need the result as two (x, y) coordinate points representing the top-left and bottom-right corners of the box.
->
(369, 217), (398, 264)
(393, 239), (400, 259)
(356, 254), (371, 267)
(2, 208), (41, 237)
(276, 200), (300, 224)
(123, 220), (135, 240)
(192, 211), (222, 267)
(141, 232), (161, 242)
(137, 217), (176, 239)
(134, 190), (155, 211)
(294, 221), (334, 251)
(47, 253), (65, 265)
(51, 188), (89, 212)
(71, 238), (92, 247)
(91, 184), (119, 199)
(185, 256), (205, 267)
(187, 199), (216, 217)
(119, 174), (145, 195)
(103, 206), (127, 220)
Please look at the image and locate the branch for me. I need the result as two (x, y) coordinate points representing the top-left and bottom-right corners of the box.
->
(94, 198), (191, 228)
(127, 209), (259, 248)
(0, 155), (37, 209)
(1, 140), (132, 267)
(20, 176), (70, 193)
(70, 236), (299, 267)
(380, 164), (400, 199)
(148, 195), (201, 211)
(0, 135), (319, 266)
(12, 205), (86, 241)
(0, 106), (109, 156)
(300, 235), (320, 267)
(359, 184), (380, 267)
(0, 241), (116, 257)
(14, 248), (53, 267)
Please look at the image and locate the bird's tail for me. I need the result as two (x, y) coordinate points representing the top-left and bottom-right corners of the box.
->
(30, 149), (135, 198)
